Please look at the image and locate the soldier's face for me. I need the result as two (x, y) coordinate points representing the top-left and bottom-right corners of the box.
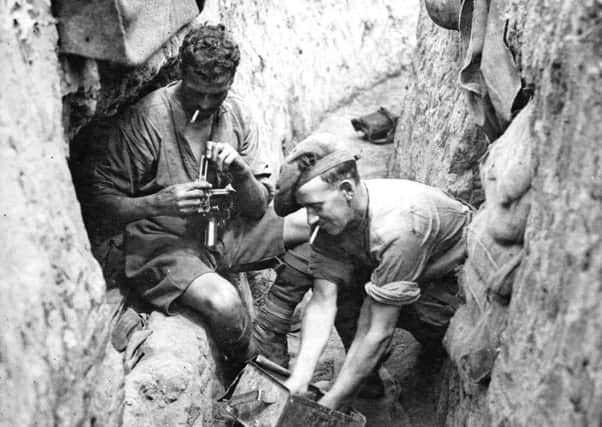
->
(296, 176), (354, 236)
(180, 67), (232, 120)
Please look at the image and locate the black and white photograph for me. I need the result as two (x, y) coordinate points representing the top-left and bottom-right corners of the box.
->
(1, 0), (600, 426)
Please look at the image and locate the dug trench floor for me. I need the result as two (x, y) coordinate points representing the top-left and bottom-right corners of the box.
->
(283, 75), (446, 427)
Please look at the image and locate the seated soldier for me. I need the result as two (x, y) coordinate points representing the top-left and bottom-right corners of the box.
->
(87, 23), (308, 370)
(264, 132), (472, 409)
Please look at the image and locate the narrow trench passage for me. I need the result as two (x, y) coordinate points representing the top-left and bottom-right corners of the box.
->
(281, 75), (442, 427)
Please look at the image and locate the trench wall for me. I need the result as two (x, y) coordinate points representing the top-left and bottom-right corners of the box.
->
(389, 1), (601, 425)
(0, 2), (113, 426)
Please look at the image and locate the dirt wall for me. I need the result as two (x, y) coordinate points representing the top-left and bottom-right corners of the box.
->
(388, 10), (487, 205)
(206, 0), (417, 169)
(488, 1), (601, 425)
(390, 1), (601, 425)
(0, 2), (114, 426)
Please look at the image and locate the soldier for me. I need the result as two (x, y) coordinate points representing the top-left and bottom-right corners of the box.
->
(87, 23), (308, 371)
(264, 132), (472, 409)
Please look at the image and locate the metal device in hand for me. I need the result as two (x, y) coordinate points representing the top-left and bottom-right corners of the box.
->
(198, 154), (234, 248)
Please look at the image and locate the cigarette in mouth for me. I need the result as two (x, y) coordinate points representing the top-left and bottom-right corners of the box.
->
(190, 109), (199, 123)
(309, 225), (320, 245)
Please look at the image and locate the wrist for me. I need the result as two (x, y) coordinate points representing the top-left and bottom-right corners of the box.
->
(147, 192), (165, 216)
(318, 392), (341, 410)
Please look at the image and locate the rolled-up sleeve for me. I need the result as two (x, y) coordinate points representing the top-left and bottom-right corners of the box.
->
(364, 281), (421, 306)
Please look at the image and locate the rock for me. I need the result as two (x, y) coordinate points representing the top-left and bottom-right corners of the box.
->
(123, 311), (221, 427)
(0, 2), (120, 426)
(88, 343), (126, 426)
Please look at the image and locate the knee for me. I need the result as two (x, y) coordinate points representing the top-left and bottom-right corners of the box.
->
(183, 274), (243, 317)
(207, 283), (242, 316)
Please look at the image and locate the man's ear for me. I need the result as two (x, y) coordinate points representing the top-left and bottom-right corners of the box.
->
(338, 180), (355, 201)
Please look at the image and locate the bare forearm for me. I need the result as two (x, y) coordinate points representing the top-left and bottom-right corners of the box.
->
(325, 330), (390, 404)
(320, 298), (399, 409)
(95, 193), (160, 227)
(94, 181), (209, 226)
(285, 280), (338, 394)
(288, 296), (337, 386)
(232, 168), (269, 218)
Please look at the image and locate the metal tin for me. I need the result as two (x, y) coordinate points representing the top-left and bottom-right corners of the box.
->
(218, 356), (366, 427)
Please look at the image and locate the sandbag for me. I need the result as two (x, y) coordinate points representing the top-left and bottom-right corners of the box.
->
(466, 208), (523, 301)
(485, 190), (531, 244)
(480, 103), (536, 243)
(56, 0), (201, 65)
(482, 103), (536, 204)
(444, 302), (507, 386)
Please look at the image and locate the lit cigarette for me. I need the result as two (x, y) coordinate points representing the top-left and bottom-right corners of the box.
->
(309, 225), (320, 245)
(190, 109), (199, 123)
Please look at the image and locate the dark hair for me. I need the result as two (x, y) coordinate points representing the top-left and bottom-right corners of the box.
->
(180, 24), (240, 82)
(320, 160), (360, 186)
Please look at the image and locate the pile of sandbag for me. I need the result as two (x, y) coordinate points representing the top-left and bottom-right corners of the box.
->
(445, 103), (536, 389)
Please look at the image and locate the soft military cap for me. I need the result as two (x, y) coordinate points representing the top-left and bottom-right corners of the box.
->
(274, 132), (357, 216)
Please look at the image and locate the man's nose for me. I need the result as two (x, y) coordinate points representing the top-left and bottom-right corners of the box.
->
(198, 96), (212, 110)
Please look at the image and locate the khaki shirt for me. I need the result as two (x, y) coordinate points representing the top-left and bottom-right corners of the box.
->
(92, 81), (271, 205)
(309, 179), (470, 306)
(90, 82), (273, 297)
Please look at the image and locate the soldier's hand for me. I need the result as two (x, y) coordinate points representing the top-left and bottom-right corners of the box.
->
(283, 378), (309, 396)
(205, 141), (249, 175)
(154, 181), (212, 216)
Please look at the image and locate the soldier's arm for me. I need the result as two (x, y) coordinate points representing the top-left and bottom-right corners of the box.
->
(230, 165), (270, 218)
(318, 297), (401, 410)
(90, 109), (212, 226)
(94, 181), (211, 226)
(284, 279), (338, 395)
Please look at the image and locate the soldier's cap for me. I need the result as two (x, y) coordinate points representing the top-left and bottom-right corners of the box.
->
(274, 132), (358, 216)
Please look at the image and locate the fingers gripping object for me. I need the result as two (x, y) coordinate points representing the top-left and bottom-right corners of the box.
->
(217, 355), (366, 427)
(197, 152), (234, 248)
